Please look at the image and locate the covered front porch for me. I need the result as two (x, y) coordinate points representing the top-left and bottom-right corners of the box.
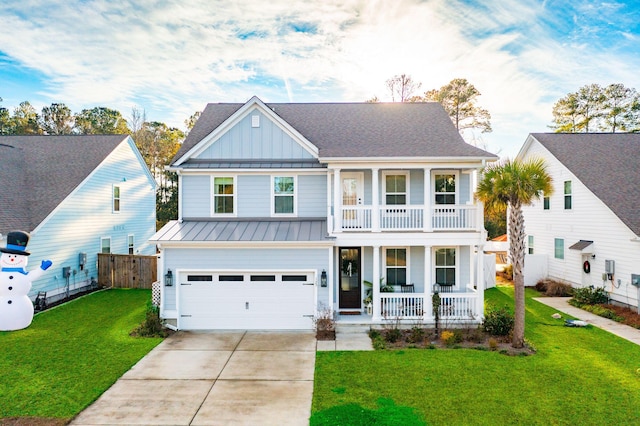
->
(328, 243), (485, 325)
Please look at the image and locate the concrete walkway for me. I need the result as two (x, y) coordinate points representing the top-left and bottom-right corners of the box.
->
(534, 297), (640, 346)
(71, 331), (317, 426)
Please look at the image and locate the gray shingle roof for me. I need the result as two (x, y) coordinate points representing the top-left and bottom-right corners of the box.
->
(530, 133), (640, 236)
(0, 135), (128, 234)
(174, 101), (498, 163)
(150, 219), (330, 243)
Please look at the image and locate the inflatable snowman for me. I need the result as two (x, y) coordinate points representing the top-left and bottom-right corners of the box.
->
(0, 231), (52, 331)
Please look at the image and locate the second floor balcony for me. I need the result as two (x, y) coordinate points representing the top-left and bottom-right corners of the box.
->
(333, 204), (480, 232)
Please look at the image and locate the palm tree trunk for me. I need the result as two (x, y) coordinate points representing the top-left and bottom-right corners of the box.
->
(509, 202), (526, 348)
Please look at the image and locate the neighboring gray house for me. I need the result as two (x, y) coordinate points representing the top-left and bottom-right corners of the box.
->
(150, 96), (498, 330)
(518, 133), (640, 309)
(0, 135), (156, 302)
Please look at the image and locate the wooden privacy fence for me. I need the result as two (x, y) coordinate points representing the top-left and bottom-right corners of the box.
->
(98, 253), (157, 289)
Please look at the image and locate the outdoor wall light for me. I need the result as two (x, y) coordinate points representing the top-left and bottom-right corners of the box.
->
(320, 270), (327, 287)
(165, 269), (173, 287)
(432, 283), (441, 294)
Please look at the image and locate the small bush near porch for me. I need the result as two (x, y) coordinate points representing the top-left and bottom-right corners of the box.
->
(0, 289), (162, 425)
(312, 286), (640, 425)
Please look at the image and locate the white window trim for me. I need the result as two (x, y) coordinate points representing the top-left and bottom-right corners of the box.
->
(112, 184), (121, 213)
(211, 175), (237, 217)
(432, 246), (459, 289)
(271, 175), (297, 217)
(564, 180), (572, 210)
(100, 237), (111, 254)
(382, 171), (410, 206)
(382, 246), (410, 287)
(128, 234), (135, 254)
(527, 235), (534, 255)
(432, 170), (459, 205)
(554, 238), (565, 260)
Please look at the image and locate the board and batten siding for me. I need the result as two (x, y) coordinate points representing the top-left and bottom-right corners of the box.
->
(162, 247), (330, 312)
(181, 175), (211, 217)
(520, 138), (640, 307)
(25, 138), (156, 298)
(195, 110), (315, 160)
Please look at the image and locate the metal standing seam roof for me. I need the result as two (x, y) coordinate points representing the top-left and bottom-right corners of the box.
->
(150, 220), (330, 243)
(180, 159), (327, 169)
(172, 101), (499, 163)
(530, 133), (640, 236)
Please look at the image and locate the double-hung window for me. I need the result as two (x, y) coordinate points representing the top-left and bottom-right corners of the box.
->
(128, 235), (135, 255)
(113, 185), (121, 213)
(273, 176), (296, 215)
(213, 177), (235, 215)
(383, 173), (408, 205)
(435, 247), (456, 287)
(564, 181), (572, 210)
(434, 173), (456, 206)
(528, 235), (534, 254)
(385, 248), (407, 286)
(100, 237), (111, 254)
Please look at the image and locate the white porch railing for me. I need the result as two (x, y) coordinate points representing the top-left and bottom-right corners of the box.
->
(337, 204), (478, 231)
(378, 287), (480, 321)
(437, 287), (479, 320)
(380, 293), (425, 319)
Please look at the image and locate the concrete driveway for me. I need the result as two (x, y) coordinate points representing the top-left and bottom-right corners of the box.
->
(70, 331), (316, 426)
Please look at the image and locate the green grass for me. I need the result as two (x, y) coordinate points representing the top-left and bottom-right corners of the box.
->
(312, 286), (640, 425)
(0, 289), (162, 422)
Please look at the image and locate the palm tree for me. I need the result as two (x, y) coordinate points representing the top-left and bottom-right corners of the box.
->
(477, 158), (553, 348)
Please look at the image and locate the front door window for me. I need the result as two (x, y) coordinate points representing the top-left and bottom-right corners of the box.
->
(339, 247), (361, 309)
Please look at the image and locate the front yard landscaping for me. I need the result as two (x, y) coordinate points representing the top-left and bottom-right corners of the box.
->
(312, 286), (640, 425)
(0, 289), (162, 425)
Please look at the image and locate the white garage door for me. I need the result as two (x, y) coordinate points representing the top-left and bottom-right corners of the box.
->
(178, 271), (316, 330)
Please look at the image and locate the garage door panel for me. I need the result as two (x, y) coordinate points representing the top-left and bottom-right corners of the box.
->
(178, 272), (315, 330)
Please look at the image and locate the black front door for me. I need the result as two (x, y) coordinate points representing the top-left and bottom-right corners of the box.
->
(339, 247), (361, 310)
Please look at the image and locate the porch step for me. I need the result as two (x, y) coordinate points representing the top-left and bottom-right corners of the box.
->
(335, 323), (371, 334)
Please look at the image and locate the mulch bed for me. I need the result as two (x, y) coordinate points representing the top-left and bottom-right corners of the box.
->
(602, 304), (640, 329)
(371, 327), (535, 356)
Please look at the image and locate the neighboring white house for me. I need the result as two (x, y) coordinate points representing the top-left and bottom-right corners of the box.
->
(0, 135), (157, 303)
(150, 96), (499, 331)
(517, 133), (640, 309)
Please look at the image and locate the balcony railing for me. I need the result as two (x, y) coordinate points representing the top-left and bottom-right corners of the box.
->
(336, 204), (478, 231)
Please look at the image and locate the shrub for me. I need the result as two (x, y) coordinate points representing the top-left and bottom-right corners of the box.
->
(407, 326), (425, 344)
(534, 279), (548, 293)
(545, 281), (573, 297)
(483, 305), (515, 336)
(131, 300), (169, 338)
(440, 330), (455, 346)
(502, 264), (513, 280)
(372, 336), (387, 350)
(384, 327), (403, 343)
(572, 286), (608, 305)
(488, 337), (499, 350)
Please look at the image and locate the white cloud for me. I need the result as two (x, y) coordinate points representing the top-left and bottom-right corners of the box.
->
(0, 0), (639, 158)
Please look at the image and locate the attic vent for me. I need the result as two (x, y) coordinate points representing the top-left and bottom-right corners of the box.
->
(251, 114), (260, 128)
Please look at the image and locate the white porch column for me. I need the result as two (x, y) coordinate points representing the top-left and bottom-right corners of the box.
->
(328, 246), (335, 312)
(372, 245), (381, 321)
(424, 245), (433, 321)
(326, 172), (333, 233)
(423, 168), (432, 232)
(333, 168), (342, 232)
(371, 168), (380, 232)
(476, 243), (485, 319)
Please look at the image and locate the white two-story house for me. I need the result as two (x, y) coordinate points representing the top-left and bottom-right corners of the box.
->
(518, 133), (640, 309)
(150, 96), (498, 330)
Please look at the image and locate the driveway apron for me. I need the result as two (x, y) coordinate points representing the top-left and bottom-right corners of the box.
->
(70, 331), (316, 426)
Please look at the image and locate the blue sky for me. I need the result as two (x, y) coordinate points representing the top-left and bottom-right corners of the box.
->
(1, 0), (639, 158)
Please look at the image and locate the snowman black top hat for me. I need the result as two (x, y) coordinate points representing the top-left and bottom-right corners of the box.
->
(1, 230), (31, 256)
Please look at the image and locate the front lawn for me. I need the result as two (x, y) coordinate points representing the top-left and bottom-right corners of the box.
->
(0, 289), (162, 424)
(312, 286), (640, 425)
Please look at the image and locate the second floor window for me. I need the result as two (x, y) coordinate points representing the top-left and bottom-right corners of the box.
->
(384, 173), (407, 205)
(113, 185), (121, 212)
(273, 176), (295, 215)
(528, 235), (534, 254)
(564, 181), (572, 210)
(543, 196), (550, 210)
(435, 174), (456, 205)
(213, 177), (234, 214)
